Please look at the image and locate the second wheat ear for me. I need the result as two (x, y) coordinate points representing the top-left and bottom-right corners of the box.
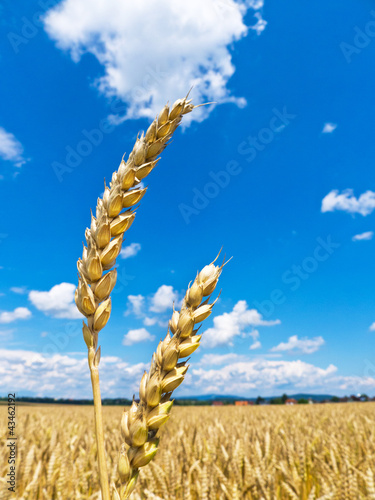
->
(74, 95), (225, 500)
(114, 253), (225, 499)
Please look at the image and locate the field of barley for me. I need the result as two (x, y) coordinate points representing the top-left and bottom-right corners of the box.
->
(1, 402), (375, 499)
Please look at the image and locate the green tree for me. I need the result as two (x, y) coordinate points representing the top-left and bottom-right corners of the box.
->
(270, 398), (283, 405)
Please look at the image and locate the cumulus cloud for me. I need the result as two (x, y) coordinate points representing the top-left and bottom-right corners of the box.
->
(190, 359), (338, 394)
(0, 348), (148, 398)
(125, 285), (179, 326)
(125, 294), (145, 317)
(321, 189), (375, 216)
(149, 285), (178, 313)
(322, 122), (337, 134)
(0, 127), (28, 167)
(251, 10), (267, 35)
(43, 0), (265, 124)
(3, 347), (375, 398)
(120, 243), (141, 259)
(0, 307), (31, 324)
(199, 353), (247, 365)
(250, 340), (262, 350)
(122, 327), (155, 346)
(143, 316), (158, 326)
(270, 335), (325, 355)
(352, 231), (374, 242)
(168, 357), (375, 397)
(370, 323), (375, 332)
(29, 283), (82, 319)
(203, 300), (280, 348)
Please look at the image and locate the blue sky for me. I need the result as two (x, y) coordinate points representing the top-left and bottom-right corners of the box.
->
(1, 0), (375, 398)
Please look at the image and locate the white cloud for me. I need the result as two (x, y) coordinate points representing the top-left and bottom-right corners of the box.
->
(29, 282), (82, 319)
(120, 243), (141, 259)
(169, 356), (375, 397)
(270, 335), (325, 355)
(143, 316), (157, 326)
(2, 347), (375, 398)
(352, 231), (374, 242)
(185, 359), (344, 396)
(200, 353), (247, 365)
(321, 189), (375, 216)
(322, 122), (337, 134)
(0, 307), (31, 324)
(149, 285), (178, 313)
(250, 340), (262, 350)
(126, 294), (145, 317)
(122, 327), (155, 346)
(126, 285), (179, 322)
(43, 0), (265, 124)
(203, 300), (280, 348)
(251, 10), (267, 35)
(190, 360), (338, 394)
(10, 286), (28, 294)
(0, 127), (28, 167)
(370, 323), (375, 332)
(0, 348), (148, 398)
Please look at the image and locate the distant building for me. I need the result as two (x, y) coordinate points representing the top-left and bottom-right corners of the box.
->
(212, 401), (224, 406)
(308, 398), (314, 404)
(349, 395), (360, 402)
(235, 401), (249, 406)
(285, 398), (297, 405)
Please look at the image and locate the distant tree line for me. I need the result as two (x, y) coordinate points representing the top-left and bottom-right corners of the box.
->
(0, 396), (132, 406)
(0, 393), (372, 406)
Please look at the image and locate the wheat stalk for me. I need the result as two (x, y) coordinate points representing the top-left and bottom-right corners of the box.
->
(4, 403), (375, 498)
(112, 255), (225, 499)
(75, 95), (196, 500)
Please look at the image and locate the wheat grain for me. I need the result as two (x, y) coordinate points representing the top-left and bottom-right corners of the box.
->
(2, 403), (375, 498)
(113, 255), (225, 499)
(75, 94), (196, 346)
(74, 95), (196, 500)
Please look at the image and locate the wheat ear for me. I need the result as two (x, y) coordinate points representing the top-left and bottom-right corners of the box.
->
(113, 254), (225, 500)
(75, 96), (195, 500)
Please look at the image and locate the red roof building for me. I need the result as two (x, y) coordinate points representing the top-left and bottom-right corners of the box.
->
(285, 398), (297, 405)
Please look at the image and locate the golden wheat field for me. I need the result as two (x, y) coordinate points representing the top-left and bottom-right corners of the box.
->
(1, 402), (375, 499)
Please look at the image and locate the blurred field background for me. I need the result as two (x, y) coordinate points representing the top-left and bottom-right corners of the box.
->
(1, 403), (375, 499)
